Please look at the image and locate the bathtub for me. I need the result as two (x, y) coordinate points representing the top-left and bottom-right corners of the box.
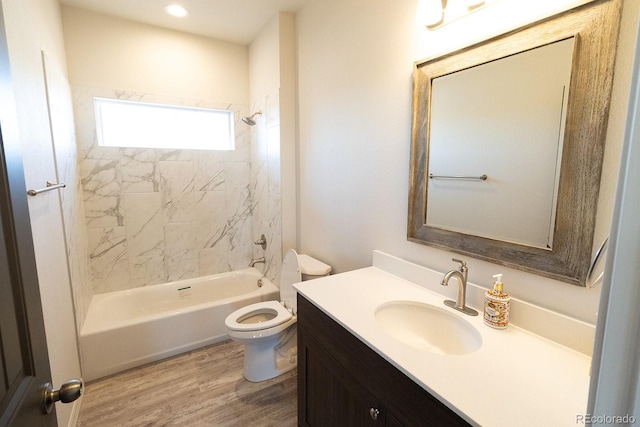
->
(79, 268), (279, 381)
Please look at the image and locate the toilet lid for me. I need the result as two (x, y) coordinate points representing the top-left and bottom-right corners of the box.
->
(298, 254), (332, 276)
(224, 300), (292, 332)
(280, 249), (302, 312)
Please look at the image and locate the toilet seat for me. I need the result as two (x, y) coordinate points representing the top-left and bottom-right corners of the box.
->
(225, 300), (292, 332)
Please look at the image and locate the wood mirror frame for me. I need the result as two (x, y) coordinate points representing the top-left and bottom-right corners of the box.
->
(407, 0), (621, 286)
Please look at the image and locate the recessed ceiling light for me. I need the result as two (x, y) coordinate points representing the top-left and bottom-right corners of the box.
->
(164, 4), (189, 18)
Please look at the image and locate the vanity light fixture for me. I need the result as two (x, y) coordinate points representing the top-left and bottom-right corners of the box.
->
(467, 0), (486, 8)
(417, 0), (490, 29)
(164, 4), (189, 18)
(416, 0), (445, 28)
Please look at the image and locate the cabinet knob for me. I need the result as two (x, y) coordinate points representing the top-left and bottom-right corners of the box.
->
(369, 407), (380, 420)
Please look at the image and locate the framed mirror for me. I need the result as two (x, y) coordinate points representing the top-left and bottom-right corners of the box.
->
(408, 0), (621, 286)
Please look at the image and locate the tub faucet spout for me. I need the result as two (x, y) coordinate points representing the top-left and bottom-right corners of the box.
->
(441, 258), (478, 316)
(249, 257), (265, 267)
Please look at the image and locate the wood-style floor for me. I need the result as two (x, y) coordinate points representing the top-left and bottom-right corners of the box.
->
(76, 340), (297, 426)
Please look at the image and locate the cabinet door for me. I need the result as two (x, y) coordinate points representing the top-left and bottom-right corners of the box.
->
(299, 326), (384, 426)
(297, 295), (471, 427)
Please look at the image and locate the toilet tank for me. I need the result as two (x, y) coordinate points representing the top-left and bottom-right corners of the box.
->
(298, 254), (332, 281)
(280, 250), (331, 314)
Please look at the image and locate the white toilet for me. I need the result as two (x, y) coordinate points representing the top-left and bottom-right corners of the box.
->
(224, 249), (331, 382)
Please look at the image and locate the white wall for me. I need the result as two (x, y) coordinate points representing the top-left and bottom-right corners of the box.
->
(62, 6), (248, 104)
(296, 0), (640, 324)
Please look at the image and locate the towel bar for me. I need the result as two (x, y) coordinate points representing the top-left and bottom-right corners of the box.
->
(27, 181), (66, 196)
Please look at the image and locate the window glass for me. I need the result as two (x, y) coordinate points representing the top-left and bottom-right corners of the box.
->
(94, 97), (235, 150)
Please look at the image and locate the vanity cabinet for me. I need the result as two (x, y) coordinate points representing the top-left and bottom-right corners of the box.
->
(297, 295), (470, 426)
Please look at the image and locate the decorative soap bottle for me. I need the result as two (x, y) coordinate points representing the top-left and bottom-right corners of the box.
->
(483, 274), (510, 329)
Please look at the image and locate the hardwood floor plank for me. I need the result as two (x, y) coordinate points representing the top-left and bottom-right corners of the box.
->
(77, 340), (297, 426)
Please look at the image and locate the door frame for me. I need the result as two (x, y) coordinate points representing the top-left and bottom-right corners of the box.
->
(587, 17), (640, 422)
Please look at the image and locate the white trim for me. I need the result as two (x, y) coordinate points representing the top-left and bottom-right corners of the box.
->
(67, 396), (82, 427)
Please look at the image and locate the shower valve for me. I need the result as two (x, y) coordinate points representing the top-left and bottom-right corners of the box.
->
(254, 234), (267, 250)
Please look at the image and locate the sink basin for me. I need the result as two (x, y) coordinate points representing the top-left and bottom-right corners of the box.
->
(374, 301), (482, 355)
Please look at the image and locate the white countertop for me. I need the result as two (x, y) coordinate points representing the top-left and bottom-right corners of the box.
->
(294, 263), (591, 427)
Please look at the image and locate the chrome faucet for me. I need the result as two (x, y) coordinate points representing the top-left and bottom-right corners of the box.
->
(249, 257), (265, 267)
(440, 258), (478, 316)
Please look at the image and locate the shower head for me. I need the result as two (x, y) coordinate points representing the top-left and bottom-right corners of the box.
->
(242, 111), (262, 126)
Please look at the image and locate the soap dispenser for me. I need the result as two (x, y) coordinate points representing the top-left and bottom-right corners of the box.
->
(483, 274), (510, 329)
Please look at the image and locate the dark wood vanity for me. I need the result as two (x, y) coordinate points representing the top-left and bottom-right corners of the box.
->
(297, 294), (471, 426)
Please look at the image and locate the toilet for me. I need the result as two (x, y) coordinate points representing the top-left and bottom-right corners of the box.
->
(224, 249), (331, 382)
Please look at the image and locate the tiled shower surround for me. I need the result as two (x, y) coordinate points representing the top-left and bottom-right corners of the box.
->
(73, 87), (268, 294)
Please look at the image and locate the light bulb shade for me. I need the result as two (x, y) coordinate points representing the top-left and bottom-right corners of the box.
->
(467, 0), (485, 8)
(416, 0), (444, 27)
(164, 4), (189, 17)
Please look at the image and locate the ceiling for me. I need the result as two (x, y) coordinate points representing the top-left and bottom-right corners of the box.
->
(58, 0), (308, 45)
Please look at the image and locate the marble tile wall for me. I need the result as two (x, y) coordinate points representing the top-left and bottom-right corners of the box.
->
(250, 90), (284, 284)
(44, 59), (92, 331)
(72, 86), (255, 294)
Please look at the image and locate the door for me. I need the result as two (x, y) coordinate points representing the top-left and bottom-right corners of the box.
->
(0, 130), (55, 426)
(0, 3), (56, 425)
(299, 328), (384, 426)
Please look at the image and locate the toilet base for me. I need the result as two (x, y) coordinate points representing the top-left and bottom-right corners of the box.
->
(238, 323), (298, 383)
(243, 347), (297, 382)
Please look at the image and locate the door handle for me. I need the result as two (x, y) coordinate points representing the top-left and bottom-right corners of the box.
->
(41, 378), (83, 414)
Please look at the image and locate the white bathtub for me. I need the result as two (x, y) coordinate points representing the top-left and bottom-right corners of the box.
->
(80, 268), (279, 381)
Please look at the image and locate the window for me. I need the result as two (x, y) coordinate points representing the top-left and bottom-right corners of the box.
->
(94, 97), (235, 150)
